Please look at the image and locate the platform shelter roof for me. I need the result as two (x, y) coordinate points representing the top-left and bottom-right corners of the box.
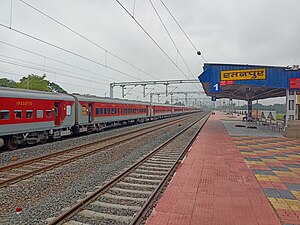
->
(198, 63), (300, 100)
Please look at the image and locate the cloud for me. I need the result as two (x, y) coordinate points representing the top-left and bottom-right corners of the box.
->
(0, 0), (298, 104)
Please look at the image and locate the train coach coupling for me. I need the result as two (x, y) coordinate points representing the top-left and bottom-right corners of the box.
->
(0, 138), (4, 148)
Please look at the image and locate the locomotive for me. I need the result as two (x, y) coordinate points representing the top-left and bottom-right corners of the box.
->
(0, 87), (198, 150)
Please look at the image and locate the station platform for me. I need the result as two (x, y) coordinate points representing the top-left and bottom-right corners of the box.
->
(146, 112), (300, 225)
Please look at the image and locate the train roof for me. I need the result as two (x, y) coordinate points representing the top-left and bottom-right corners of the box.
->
(0, 87), (193, 107)
(0, 87), (74, 101)
(73, 94), (192, 108)
(72, 94), (150, 106)
(150, 103), (173, 107)
(150, 102), (190, 108)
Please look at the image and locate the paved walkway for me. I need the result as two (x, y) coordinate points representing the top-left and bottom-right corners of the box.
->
(146, 113), (282, 225)
(234, 136), (300, 225)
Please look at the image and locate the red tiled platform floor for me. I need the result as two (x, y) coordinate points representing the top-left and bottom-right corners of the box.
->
(146, 114), (281, 225)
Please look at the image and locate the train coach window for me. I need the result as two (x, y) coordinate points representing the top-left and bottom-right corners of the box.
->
(96, 108), (103, 115)
(104, 108), (110, 115)
(14, 110), (22, 119)
(26, 110), (34, 118)
(46, 110), (52, 118)
(66, 105), (72, 116)
(112, 108), (116, 114)
(0, 110), (10, 120)
(36, 110), (44, 118)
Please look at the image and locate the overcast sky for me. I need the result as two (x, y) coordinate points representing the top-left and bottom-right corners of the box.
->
(0, 0), (299, 105)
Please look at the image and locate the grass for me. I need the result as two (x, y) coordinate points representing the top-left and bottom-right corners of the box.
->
(276, 114), (284, 120)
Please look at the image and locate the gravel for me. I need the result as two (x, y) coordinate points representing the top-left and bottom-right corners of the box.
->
(0, 116), (187, 166)
(85, 204), (137, 217)
(0, 112), (206, 225)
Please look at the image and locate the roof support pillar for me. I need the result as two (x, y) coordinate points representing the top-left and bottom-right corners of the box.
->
(247, 99), (253, 121)
(286, 89), (289, 128)
(229, 98), (233, 117)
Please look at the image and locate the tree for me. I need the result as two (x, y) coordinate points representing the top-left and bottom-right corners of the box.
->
(165, 100), (170, 104)
(49, 82), (67, 93)
(15, 74), (67, 93)
(233, 102), (286, 114)
(17, 74), (51, 91)
(1, 74), (67, 93)
(0, 78), (17, 88)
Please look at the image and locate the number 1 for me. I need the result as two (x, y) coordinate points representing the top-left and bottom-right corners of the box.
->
(214, 83), (219, 91)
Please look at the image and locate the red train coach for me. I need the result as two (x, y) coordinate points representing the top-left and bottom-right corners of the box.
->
(0, 87), (75, 149)
(0, 87), (200, 150)
(151, 103), (173, 118)
(71, 94), (150, 133)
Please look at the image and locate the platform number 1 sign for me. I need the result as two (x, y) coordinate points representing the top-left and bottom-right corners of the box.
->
(210, 82), (221, 93)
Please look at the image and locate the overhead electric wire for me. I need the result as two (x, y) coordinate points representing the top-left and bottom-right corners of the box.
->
(19, 0), (161, 81)
(0, 56), (143, 97)
(148, 0), (202, 92)
(54, 81), (109, 93)
(0, 23), (142, 81)
(0, 41), (160, 99)
(114, 0), (199, 85)
(0, 59), (109, 88)
(2, 1), (198, 97)
(0, 54), (111, 85)
(159, 0), (208, 62)
(0, 70), (23, 78)
(0, 70), (109, 92)
(0, 40), (164, 97)
(0, 40), (118, 82)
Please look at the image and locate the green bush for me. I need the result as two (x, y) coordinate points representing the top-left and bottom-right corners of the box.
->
(276, 114), (284, 120)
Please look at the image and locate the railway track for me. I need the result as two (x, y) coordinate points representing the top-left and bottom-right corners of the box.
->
(0, 113), (202, 188)
(47, 113), (209, 225)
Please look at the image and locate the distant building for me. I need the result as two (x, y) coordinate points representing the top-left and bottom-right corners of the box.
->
(287, 90), (300, 120)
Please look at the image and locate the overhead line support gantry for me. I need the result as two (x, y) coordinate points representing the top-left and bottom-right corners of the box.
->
(109, 79), (200, 98)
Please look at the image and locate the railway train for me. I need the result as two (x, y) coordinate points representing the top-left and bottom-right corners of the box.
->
(0, 87), (200, 150)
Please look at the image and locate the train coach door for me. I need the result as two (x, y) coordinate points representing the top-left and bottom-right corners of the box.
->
(54, 102), (62, 126)
(150, 106), (154, 117)
(88, 103), (93, 123)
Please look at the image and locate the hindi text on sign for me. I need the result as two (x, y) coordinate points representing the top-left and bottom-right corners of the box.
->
(220, 68), (266, 81)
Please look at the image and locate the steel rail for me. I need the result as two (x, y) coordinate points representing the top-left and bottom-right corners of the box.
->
(48, 112), (209, 225)
(0, 114), (194, 172)
(0, 114), (199, 188)
(130, 114), (210, 225)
